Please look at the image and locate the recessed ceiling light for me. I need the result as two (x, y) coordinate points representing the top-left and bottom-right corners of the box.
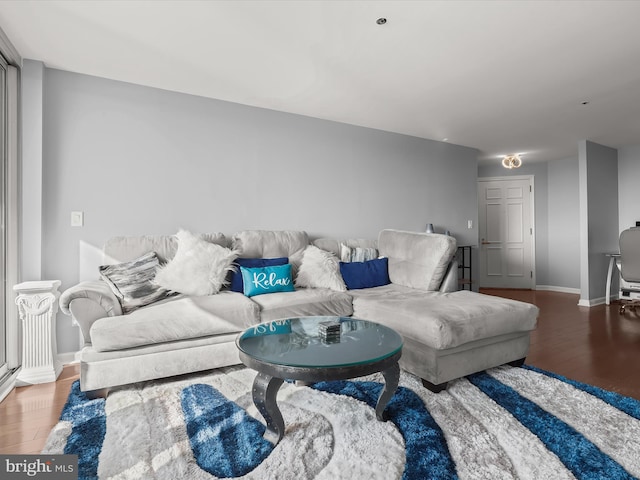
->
(376, 18), (387, 25)
(442, 138), (448, 142)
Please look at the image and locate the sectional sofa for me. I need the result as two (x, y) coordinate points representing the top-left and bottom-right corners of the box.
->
(59, 229), (539, 394)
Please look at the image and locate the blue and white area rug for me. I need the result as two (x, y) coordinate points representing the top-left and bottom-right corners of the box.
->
(43, 365), (640, 480)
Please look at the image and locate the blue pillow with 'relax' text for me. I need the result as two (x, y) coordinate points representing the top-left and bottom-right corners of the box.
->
(229, 257), (289, 293)
(240, 264), (295, 297)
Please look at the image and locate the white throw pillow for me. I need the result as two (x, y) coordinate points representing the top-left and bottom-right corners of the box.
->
(295, 245), (347, 292)
(154, 230), (239, 296)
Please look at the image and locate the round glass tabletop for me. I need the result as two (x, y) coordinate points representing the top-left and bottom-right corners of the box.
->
(236, 316), (403, 368)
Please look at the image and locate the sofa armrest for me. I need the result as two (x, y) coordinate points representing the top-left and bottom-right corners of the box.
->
(59, 281), (122, 343)
(439, 259), (459, 293)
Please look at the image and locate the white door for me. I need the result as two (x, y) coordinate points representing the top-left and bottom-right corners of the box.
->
(478, 177), (534, 289)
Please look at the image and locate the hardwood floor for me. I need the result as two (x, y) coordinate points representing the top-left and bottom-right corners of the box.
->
(0, 363), (80, 454)
(1, 289), (639, 455)
(481, 288), (640, 401)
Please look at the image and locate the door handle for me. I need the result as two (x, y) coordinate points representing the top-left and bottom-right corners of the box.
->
(481, 239), (500, 245)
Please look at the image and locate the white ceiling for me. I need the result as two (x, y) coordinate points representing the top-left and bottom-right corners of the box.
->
(1, 0), (640, 166)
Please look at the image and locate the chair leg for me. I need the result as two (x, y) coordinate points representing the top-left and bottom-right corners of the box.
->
(421, 378), (447, 393)
(619, 299), (640, 314)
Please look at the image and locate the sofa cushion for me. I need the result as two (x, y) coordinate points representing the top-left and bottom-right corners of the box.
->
(228, 257), (288, 292)
(295, 245), (346, 292)
(232, 230), (309, 257)
(231, 230), (309, 276)
(250, 288), (353, 322)
(240, 264), (295, 297)
(98, 251), (174, 313)
(81, 332), (239, 362)
(339, 258), (390, 290)
(377, 229), (456, 291)
(90, 291), (260, 352)
(103, 232), (227, 264)
(350, 284), (538, 350)
(154, 230), (239, 296)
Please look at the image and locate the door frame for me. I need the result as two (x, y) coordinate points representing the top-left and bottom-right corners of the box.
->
(0, 63), (20, 402)
(477, 175), (536, 289)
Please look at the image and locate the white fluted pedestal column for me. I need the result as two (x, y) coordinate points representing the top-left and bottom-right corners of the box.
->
(14, 280), (62, 386)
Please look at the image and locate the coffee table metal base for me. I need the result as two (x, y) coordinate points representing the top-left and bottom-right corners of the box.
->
(376, 362), (400, 421)
(252, 373), (285, 445)
(250, 359), (401, 445)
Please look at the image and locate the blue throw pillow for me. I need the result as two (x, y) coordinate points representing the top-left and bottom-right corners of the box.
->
(229, 257), (288, 292)
(240, 264), (295, 297)
(339, 257), (390, 290)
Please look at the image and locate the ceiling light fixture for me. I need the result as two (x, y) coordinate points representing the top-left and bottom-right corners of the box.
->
(502, 154), (522, 169)
(376, 18), (387, 25)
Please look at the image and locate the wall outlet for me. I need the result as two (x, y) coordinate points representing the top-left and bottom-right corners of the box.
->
(467, 220), (473, 229)
(71, 211), (84, 227)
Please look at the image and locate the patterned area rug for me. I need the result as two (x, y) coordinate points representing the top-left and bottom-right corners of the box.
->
(43, 365), (640, 480)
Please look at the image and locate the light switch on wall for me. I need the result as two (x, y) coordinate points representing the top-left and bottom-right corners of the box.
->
(71, 211), (84, 227)
(467, 220), (473, 229)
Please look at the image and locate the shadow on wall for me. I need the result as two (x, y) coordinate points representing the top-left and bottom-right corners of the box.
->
(79, 240), (104, 283)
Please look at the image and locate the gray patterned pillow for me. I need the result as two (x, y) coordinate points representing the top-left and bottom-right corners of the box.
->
(340, 244), (379, 263)
(99, 251), (173, 313)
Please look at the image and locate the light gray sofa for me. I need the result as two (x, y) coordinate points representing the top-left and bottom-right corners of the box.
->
(59, 229), (538, 394)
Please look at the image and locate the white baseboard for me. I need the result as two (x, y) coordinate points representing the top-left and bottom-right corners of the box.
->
(58, 351), (80, 365)
(527, 285), (618, 307)
(536, 285), (580, 295)
(535, 285), (618, 307)
(0, 353), (79, 403)
(578, 297), (606, 307)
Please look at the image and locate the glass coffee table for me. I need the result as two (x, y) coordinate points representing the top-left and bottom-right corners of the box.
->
(236, 316), (403, 444)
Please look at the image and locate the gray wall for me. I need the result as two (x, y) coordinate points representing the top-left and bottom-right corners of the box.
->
(578, 140), (619, 304)
(547, 156), (580, 290)
(32, 68), (479, 353)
